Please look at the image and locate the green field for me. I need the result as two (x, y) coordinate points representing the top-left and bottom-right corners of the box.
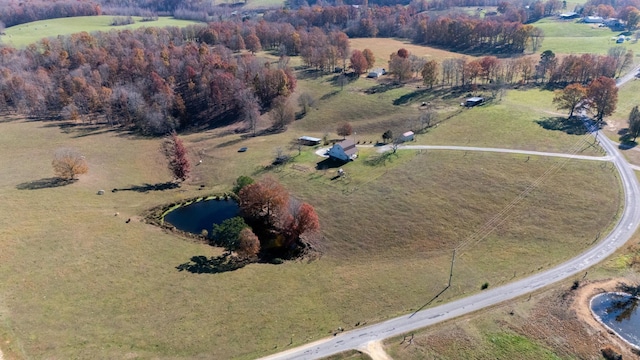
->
(0, 16), (202, 48)
(532, 17), (640, 55)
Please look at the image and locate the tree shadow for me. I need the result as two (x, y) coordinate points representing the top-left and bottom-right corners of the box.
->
(365, 82), (402, 95)
(536, 116), (587, 135)
(16, 177), (77, 190)
(176, 254), (248, 274)
(393, 88), (430, 105)
(320, 90), (340, 101)
(617, 129), (638, 149)
(364, 151), (398, 166)
(112, 181), (179, 193)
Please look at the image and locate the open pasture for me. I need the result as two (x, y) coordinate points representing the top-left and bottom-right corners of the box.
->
(1, 16), (201, 48)
(0, 94), (621, 358)
(532, 17), (640, 55)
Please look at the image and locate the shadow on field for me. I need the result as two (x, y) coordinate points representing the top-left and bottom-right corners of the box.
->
(617, 129), (638, 149)
(176, 254), (248, 274)
(16, 177), (77, 190)
(112, 181), (179, 193)
(536, 116), (587, 135)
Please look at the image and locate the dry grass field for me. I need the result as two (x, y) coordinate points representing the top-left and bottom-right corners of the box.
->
(349, 38), (473, 69)
(0, 91), (621, 359)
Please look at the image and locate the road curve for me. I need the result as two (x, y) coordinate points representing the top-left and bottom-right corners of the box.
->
(261, 138), (640, 360)
(260, 74), (640, 360)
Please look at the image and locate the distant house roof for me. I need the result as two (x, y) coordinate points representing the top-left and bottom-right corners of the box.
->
(559, 12), (578, 18)
(339, 139), (357, 156)
(584, 16), (604, 23)
(299, 136), (321, 142)
(327, 139), (358, 162)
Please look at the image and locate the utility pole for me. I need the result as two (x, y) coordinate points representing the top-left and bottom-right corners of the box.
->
(448, 249), (456, 287)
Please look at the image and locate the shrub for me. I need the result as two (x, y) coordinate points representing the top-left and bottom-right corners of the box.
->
(52, 148), (88, 180)
(481, 282), (489, 290)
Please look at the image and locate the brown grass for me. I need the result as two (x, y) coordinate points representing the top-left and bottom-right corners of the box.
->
(0, 86), (621, 359)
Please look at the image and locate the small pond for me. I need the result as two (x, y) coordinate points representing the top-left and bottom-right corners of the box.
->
(591, 292), (640, 349)
(163, 198), (240, 235)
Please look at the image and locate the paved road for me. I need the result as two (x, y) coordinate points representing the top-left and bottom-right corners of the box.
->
(374, 144), (613, 162)
(261, 73), (640, 360)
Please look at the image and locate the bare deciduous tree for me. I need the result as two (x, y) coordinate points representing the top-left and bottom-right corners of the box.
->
(52, 148), (88, 180)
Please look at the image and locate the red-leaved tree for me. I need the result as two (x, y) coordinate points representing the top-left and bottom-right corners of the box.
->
(283, 201), (320, 248)
(587, 76), (618, 123)
(238, 176), (289, 226)
(163, 131), (191, 182)
(350, 50), (368, 75)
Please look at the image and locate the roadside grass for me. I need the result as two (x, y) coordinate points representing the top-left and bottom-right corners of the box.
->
(0, 115), (621, 359)
(531, 18), (639, 55)
(1, 16), (202, 48)
(321, 350), (372, 360)
(385, 316), (567, 360)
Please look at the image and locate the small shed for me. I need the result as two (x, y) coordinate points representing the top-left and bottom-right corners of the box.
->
(327, 139), (358, 162)
(401, 131), (415, 142)
(616, 35), (625, 43)
(464, 97), (484, 107)
(298, 136), (322, 146)
(367, 68), (386, 78)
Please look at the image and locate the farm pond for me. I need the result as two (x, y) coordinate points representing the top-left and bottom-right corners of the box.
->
(590, 292), (640, 349)
(163, 198), (240, 235)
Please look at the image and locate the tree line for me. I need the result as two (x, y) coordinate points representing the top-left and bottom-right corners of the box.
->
(263, 5), (544, 54)
(378, 47), (632, 88)
(0, 25), (296, 134)
(0, 0), (101, 28)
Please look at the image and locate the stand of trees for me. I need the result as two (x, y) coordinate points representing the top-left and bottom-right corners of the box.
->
(237, 176), (320, 258)
(0, 25), (296, 134)
(263, 5), (543, 54)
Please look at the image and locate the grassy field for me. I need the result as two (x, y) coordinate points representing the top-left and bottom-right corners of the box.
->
(532, 17), (640, 55)
(0, 16), (202, 48)
(0, 81), (622, 359)
(349, 38), (473, 68)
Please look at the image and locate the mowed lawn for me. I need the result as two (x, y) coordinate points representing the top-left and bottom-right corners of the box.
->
(0, 93), (621, 360)
(532, 18), (640, 55)
(1, 16), (202, 48)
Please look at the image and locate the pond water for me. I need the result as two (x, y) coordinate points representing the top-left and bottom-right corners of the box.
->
(163, 199), (240, 235)
(591, 292), (640, 349)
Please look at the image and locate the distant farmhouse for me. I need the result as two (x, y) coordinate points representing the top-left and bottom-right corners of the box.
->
(367, 68), (386, 78)
(559, 12), (579, 19)
(327, 139), (358, 162)
(584, 16), (604, 23)
(463, 97), (485, 107)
